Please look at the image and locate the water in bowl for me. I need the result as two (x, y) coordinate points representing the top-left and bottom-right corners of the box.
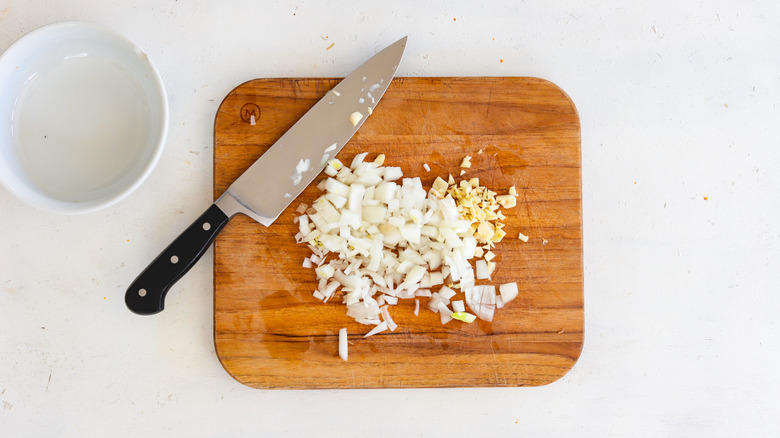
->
(12, 54), (151, 202)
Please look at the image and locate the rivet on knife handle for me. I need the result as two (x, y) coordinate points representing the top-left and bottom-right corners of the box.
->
(125, 204), (230, 315)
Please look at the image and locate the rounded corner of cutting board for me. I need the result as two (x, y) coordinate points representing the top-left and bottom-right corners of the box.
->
(212, 337), (248, 387)
(213, 337), (268, 390)
(538, 339), (585, 387)
(528, 76), (581, 126)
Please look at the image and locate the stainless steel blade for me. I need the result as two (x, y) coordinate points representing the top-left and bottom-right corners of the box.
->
(216, 36), (407, 226)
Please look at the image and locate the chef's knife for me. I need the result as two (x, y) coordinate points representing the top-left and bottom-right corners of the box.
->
(125, 36), (407, 315)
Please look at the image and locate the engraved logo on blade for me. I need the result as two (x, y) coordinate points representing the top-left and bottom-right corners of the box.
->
(240, 103), (261, 124)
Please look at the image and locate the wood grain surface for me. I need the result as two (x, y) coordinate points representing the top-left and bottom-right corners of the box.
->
(213, 77), (582, 389)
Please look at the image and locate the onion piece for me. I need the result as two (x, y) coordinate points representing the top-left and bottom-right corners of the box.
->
(438, 286), (456, 302)
(350, 152), (368, 169)
(475, 259), (491, 280)
(355, 317), (381, 325)
(364, 321), (388, 338)
(438, 302), (453, 324)
(320, 280), (339, 299)
(402, 265), (426, 287)
(451, 300), (465, 313)
(363, 205), (388, 223)
(428, 294), (442, 313)
(339, 328), (348, 361)
(346, 299), (380, 321)
(298, 214), (311, 236)
(414, 289), (431, 297)
(380, 305), (397, 331)
(325, 177), (349, 197)
(383, 167), (403, 181)
(499, 282), (519, 303)
(464, 285), (496, 322)
(315, 264), (335, 280)
(462, 237), (477, 260)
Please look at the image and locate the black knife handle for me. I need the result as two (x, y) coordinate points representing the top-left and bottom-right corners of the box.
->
(125, 204), (231, 315)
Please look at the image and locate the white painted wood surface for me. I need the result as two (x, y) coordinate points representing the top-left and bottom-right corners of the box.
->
(1, 1), (778, 436)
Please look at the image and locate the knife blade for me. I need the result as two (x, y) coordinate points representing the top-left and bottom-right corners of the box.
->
(125, 36), (407, 315)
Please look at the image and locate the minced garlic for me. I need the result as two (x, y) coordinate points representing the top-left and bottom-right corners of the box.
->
(430, 176), (449, 198)
(496, 194), (516, 208)
(349, 111), (364, 126)
(444, 175), (517, 246)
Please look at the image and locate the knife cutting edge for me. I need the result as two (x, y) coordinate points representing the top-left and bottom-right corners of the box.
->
(125, 36), (408, 315)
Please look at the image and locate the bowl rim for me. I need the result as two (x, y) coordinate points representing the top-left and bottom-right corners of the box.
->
(0, 21), (169, 214)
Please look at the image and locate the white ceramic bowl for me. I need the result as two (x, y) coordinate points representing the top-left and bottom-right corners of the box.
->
(0, 22), (168, 214)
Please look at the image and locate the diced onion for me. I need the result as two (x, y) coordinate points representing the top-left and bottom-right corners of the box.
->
(499, 282), (519, 303)
(475, 259), (491, 280)
(383, 167), (403, 181)
(293, 153), (520, 343)
(464, 285), (496, 322)
(315, 264), (335, 279)
(451, 300), (465, 313)
(380, 305), (398, 331)
(438, 286), (456, 302)
(339, 328), (348, 361)
(438, 302), (453, 324)
(414, 289), (431, 297)
(364, 321), (388, 338)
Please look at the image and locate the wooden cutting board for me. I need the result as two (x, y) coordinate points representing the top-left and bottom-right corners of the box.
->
(213, 77), (582, 389)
